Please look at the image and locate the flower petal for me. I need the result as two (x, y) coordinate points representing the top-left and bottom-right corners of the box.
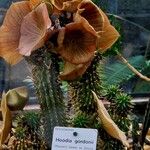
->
(29, 0), (42, 9)
(62, 0), (83, 12)
(51, 0), (68, 10)
(92, 91), (129, 148)
(30, 0), (54, 14)
(97, 10), (120, 52)
(0, 1), (31, 64)
(77, 0), (104, 32)
(59, 61), (91, 80)
(0, 92), (12, 145)
(57, 21), (97, 64)
(18, 3), (51, 56)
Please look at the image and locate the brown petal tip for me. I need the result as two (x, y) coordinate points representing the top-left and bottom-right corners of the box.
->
(59, 61), (91, 80)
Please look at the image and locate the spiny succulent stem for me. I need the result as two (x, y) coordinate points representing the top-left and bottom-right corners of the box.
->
(26, 49), (67, 148)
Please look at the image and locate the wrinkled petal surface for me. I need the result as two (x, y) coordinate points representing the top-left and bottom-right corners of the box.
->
(51, 0), (82, 12)
(97, 10), (120, 52)
(0, 1), (31, 64)
(62, 0), (83, 12)
(51, 0), (69, 10)
(18, 3), (51, 56)
(30, 0), (54, 14)
(57, 21), (97, 64)
(92, 91), (129, 148)
(77, 0), (104, 32)
(0, 93), (12, 145)
(60, 61), (91, 80)
(29, 0), (42, 9)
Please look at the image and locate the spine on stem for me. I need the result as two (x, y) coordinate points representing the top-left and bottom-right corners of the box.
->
(26, 48), (67, 148)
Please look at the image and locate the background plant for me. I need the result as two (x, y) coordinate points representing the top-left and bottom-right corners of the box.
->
(11, 111), (47, 149)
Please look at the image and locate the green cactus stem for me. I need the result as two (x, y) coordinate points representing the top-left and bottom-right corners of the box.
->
(68, 54), (132, 150)
(69, 53), (103, 128)
(26, 47), (67, 148)
(101, 85), (133, 150)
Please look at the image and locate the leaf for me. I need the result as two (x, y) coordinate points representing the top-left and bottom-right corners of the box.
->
(92, 91), (129, 148)
(0, 92), (12, 146)
(102, 55), (148, 85)
(6, 86), (28, 111)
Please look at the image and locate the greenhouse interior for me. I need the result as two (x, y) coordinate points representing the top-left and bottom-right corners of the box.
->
(0, 0), (150, 149)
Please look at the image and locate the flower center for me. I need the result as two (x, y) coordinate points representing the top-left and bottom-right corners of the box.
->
(51, 11), (73, 29)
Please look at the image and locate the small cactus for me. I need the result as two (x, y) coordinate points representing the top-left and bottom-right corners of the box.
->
(10, 112), (47, 149)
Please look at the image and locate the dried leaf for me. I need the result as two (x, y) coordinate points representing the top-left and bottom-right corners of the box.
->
(7, 136), (17, 147)
(6, 87), (28, 111)
(0, 92), (12, 146)
(92, 91), (129, 148)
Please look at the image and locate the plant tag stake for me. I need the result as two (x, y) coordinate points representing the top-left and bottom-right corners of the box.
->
(52, 127), (98, 150)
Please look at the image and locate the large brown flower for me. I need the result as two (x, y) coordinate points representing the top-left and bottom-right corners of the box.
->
(0, 0), (119, 80)
(54, 0), (119, 80)
(0, 1), (51, 65)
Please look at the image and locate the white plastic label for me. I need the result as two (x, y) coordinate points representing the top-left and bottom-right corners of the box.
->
(52, 127), (98, 150)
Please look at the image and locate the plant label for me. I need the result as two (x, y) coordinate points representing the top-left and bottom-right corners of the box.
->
(52, 127), (98, 150)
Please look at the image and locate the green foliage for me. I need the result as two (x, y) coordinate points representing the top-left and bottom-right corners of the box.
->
(102, 55), (148, 86)
(73, 113), (90, 128)
(14, 112), (41, 135)
(15, 127), (26, 140)
(13, 111), (47, 149)
(19, 111), (40, 130)
(114, 93), (133, 115)
(104, 85), (133, 131)
(99, 85), (133, 149)
(103, 85), (121, 100)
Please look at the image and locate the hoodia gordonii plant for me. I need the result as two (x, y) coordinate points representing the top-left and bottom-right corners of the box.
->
(0, 0), (120, 149)
(69, 54), (132, 150)
(26, 49), (67, 147)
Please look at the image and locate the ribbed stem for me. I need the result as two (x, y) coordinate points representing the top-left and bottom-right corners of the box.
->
(68, 53), (131, 150)
(26, 48), (67, 148)
(67, 54), (102, 150)
(68, 54), (103, 150)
